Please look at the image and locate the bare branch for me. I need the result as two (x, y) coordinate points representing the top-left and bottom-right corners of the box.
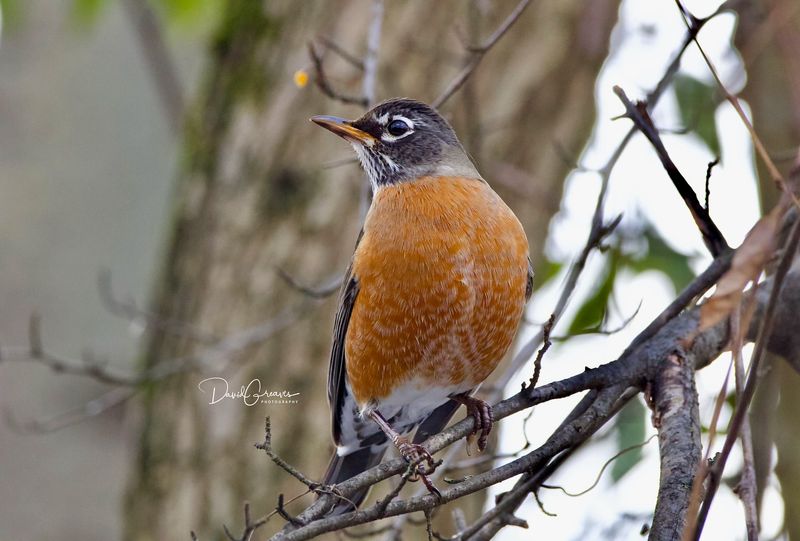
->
(4, 386), (135, 433)
(612, 85), (729, 257)
(362, 0), (383, 106)
(527, 313), (554, 390)
(692, 215), (800, 540)
(541, 434), (657, 498)
(222, 502), (268, 541)
(649, 354), (701, 541)
(0, 314), (143, 386)
(462, 385), (629, 541)
(0, 302), (310, 432)
(276, 268), (343, 299)
(256, 417), (325, 490)
(98, 268), (218, 344)
(317, 35), (365, 71)
(704, 158), (719, 213)
(1, 303), (308, 388)
(495, 5), (728, 395)
(675, 0), (796, 206)
(731, 307), (759, 541)
(269, 249), (800, 539)
(308, 42), (368, 107)
(433, 0), (533, 108)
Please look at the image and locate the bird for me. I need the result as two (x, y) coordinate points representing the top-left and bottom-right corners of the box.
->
(311, 98), (532, 512)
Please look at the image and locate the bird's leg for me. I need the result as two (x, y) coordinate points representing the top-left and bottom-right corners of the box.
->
(367, 410), (440, 495)
(451, 393), (494, 453)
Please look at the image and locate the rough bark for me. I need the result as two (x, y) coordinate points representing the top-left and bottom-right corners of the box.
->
(649, 354), (701, 541)
(122, 1), (620, 539)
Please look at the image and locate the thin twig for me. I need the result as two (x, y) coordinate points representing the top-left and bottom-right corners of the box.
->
(675, 1), (800, 210)
(256, 417), (325, 490)
(97, 268), (218, 344)
(692, 215), (800, 540)
(495, 3), (728, 394)
(318, 36), (365, 71)
(362, 0), (383, 106)
(276, 494), (306, 527)
(613, 85), (729, 257)
(357, 0), (385, 221)
(527, 313), (555, 390)
(731, 307), (760, 541)
(705, 158), (719, 213)
(308, 43), (368, 107)
(271, 244), (795, 540)
(4, 386), (135, 433)
(276, 268), (343, 299)
(0, 304), (310, 431)
(458, 386), (627, 541)
(532, 489), (555, 517)
(222, 502), (268, 541)
(541, 434), (657, 498)
(467, 388), (639, 541)
(551, 300), (642, 341)
(433, 0), (533, 108)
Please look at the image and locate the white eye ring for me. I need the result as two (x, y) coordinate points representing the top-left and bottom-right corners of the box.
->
(381, 115), (414, 142)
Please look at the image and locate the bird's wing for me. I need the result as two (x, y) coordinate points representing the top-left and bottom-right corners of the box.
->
(525, 256), (534, 301)
(328, 230), (362, 445)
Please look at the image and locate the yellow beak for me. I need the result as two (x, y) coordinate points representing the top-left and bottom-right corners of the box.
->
(311, 115), (377, 145)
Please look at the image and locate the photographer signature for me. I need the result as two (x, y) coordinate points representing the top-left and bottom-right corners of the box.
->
(197, 377), (300, 406)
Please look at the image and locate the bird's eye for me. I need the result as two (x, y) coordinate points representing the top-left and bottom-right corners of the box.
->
(387, 119), (410, 137)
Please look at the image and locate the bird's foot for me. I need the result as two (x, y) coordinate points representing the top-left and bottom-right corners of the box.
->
(395, 437), (437, 475)
(453, 394), (494, 453)
(394, 437), (441, 498)
(368, 409), (441, 498)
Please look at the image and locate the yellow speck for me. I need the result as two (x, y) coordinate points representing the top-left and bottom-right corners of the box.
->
(294, 69), (309, 88)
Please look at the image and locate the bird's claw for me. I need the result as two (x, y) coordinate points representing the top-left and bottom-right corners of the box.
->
(395, 439), (441, 497)
(458, 396), (494, 453)
(396, 439), (437, 475)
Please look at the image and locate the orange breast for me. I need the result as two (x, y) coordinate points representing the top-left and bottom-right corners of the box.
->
(344, 176), (530, 406)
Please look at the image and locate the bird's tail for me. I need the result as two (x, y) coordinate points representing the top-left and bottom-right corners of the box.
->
(322, 445), (388, 515)
(321, 399), (462, 515)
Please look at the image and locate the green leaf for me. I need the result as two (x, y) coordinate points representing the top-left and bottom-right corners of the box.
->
(71, 0), (108, 27)
(611, 398), (647, 482)
(674, 74), (721, 156)
(567, 253), (617, 335)
(625, 226), (694, 292)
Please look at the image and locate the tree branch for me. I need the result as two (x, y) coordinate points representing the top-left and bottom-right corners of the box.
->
(649, 354), (701, 541)
(362, 0), (383, 106)
(433, 0), (533, 108)
(268, 256), (800, 540)
(495, 4), (728, 393)
(691, 216), (800, 540)
(612, 85), (729, 257)
(308, 42), (369, 107)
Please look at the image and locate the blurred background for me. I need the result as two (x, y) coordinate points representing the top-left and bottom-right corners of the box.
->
(1, 1), (799, 540)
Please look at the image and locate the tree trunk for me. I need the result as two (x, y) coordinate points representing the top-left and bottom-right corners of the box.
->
(122, 1), (620, 539)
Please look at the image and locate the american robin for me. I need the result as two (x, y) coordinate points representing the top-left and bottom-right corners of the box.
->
(312, 98), (532, 510)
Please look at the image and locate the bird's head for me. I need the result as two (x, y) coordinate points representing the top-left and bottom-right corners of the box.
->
(312, 98), (480, 190)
